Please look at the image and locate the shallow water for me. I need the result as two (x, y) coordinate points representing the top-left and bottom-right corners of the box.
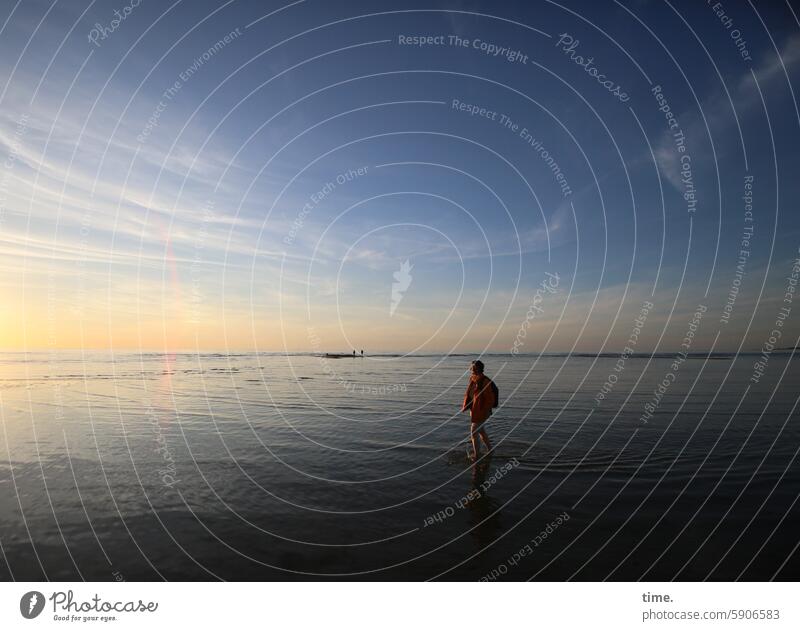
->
(0, 351), (798, 580)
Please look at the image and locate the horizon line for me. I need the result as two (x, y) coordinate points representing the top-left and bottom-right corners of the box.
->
(0, 348), (795, 356)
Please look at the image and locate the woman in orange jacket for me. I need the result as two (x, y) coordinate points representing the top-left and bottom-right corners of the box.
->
(462, 360), (496, 459)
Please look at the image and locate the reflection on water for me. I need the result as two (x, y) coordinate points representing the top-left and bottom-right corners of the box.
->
(466, 456), (503, 549)
(0, 351), (798, 580)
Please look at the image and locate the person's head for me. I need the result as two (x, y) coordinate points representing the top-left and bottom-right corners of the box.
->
(471, 360), (485, 375)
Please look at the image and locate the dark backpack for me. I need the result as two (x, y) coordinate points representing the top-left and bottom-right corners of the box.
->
(490, 379), (499, 408)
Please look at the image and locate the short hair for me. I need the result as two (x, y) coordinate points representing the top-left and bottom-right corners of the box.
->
(472, 360), (485, 373)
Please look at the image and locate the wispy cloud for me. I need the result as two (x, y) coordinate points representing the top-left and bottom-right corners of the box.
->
(653, 33), (800, 192)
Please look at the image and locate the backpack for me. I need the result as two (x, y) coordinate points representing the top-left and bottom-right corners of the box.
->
(490, 379), (499, 408)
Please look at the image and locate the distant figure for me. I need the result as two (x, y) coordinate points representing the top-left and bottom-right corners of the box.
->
(352, 350), (356, 357)
(360, 349), (364, 357)
(461, 360), (498, 460)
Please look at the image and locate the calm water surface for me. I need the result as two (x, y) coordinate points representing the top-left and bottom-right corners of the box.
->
(1, 351), (798, 580)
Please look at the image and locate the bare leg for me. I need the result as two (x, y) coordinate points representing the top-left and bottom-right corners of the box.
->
(479, 428), (492, 452)
(469, 423), (481, 459)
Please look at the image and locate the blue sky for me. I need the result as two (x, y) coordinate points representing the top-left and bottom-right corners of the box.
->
(1, 0), (799, 353)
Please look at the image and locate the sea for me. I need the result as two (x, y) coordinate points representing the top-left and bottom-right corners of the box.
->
(0, 351), (798, 580)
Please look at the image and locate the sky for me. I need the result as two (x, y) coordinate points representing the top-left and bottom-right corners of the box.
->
(0, 0), (799, 353)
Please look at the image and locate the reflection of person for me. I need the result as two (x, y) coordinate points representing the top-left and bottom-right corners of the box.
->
(466, 454), (502, 548)
(470, 455), (491, 494)
(461, 360), (496, 460)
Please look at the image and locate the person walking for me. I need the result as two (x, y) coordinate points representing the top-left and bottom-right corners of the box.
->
(461, 360), (498, 459)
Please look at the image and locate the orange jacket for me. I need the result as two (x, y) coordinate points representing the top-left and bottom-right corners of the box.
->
(462, 374), (495, 423)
